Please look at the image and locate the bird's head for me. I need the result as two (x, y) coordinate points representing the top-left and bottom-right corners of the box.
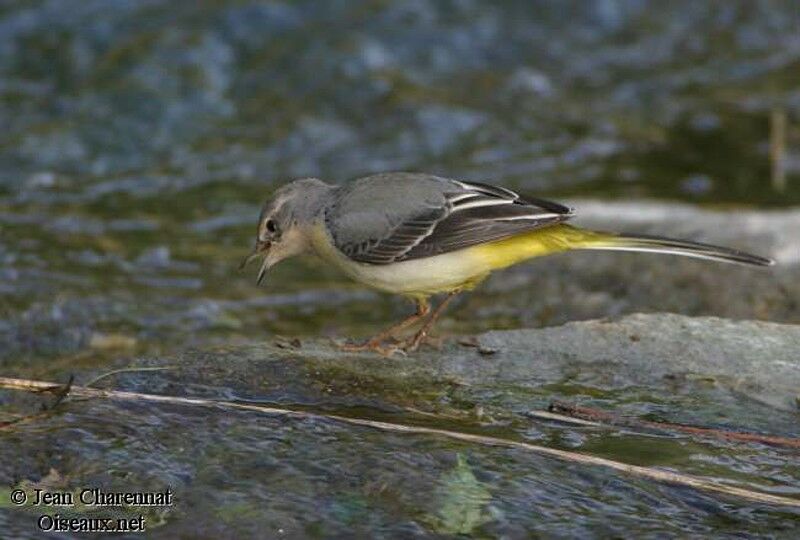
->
(241, 178), (332, 284)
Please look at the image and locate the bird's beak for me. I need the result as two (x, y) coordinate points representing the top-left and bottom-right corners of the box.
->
(256, 256), (271, 286)
(239, 240), (272, 285)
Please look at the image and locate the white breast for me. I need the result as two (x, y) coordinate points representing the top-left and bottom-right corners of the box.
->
(308, 223), (489, 296)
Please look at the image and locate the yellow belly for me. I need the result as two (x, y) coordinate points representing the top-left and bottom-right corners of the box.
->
(310, 223), (601, 297)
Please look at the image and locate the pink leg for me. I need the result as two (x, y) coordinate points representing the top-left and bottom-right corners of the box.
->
(401, 292), (459, 352)
(340, 299), (430, 355)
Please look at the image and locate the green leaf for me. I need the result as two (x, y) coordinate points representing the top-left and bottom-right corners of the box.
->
(428, 453), (492, 535)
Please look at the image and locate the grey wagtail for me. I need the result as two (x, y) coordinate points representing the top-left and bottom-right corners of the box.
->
(243, 172), (773, 354)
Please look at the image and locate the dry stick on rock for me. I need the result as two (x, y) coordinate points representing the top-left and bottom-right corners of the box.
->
(546, 401), (800, 450)
(84, 366), (175, 388)
(0, 376), (799, 508)
(0, 375), (74, 430)
(0, 412), (40, 430)
(526, 409), (604, 427)
(41, 374), (74, 409)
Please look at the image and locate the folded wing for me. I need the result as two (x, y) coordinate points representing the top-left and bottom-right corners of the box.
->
(327, 174), (573, 265)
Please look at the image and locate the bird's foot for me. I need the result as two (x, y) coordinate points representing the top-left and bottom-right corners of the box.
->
(394, 331), (444, 353)
(339, 339), (407, 357)
(338, 331), (443, 356)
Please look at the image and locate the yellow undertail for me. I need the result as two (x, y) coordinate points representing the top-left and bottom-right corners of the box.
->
(468, 224), (773, 272)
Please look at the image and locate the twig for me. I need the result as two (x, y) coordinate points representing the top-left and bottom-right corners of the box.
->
(0, 376), (799, 508)
(44, 374), (73, 410)
(548, 401), (800, 449)
(0, 413), (36, 429)
(0, 375), (73, 429)
(526, 410), (603, 427)
(84, 366), (175, 388)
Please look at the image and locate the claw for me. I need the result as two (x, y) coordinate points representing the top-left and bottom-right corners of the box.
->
(339, 331), (443, 356)
(395, 332), (444, 353)
(339, 341), (404, 357)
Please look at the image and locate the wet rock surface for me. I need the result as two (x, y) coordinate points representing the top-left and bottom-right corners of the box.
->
(1, 314), (799, 537)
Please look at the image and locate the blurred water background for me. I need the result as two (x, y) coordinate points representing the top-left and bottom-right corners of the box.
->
(3, 2), (800, 537)
(1, 0), (799, 374)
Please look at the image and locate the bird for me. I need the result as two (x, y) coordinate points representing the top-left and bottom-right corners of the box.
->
(242, 172), (774, 355)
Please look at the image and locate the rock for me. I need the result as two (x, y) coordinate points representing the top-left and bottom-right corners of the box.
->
(113, 313), (800, 412)
(477, 313), (800, 412)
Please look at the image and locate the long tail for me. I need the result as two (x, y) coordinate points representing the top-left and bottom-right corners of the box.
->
(577, 229), (774, 267)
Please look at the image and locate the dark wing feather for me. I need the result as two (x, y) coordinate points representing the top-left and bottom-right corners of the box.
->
(401, 203), (559, 259)
(458, 180), (573, 215)
(334, 177), (573, 265)
(338, 206), (447, 264)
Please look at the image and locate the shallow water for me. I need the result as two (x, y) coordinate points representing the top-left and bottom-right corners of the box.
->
(1, 1), (799, 537)
(3, 331), (800, 537)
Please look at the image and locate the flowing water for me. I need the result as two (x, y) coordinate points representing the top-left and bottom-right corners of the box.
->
(1, 1), (799, 537)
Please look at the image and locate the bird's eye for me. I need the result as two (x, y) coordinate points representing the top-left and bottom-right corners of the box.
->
(266, 219), (277, 234)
